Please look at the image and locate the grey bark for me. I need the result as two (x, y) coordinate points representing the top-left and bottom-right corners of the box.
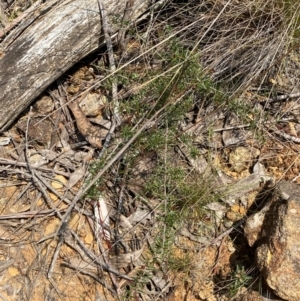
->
(0, 0), (152, 132)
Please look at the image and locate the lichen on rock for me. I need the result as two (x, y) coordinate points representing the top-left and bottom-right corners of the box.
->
(245, 181), (300, 301)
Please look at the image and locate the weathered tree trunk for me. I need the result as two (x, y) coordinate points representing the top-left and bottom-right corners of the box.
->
(0, 0), (152, 132)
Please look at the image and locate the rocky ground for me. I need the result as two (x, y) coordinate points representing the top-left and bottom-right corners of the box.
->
(1, 54), (300, 301)
(1, 1), (300, 301)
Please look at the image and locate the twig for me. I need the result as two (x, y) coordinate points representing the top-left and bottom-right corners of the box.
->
(28, 179), (63, 277)
(259, 92), (300, 104)
(90, 194), (119, 292)
(97, 122), (116, 159)
(50, 99), (62, 150)
(0, 158), (70, 177)
(0, 209), (65, 220)
(0, 260), (14, 273)
(98, 0), (119, 116)
(48, 278), (65, 300)
(61, 261), (116, 295)
(210, 219), (245, 246)
(97, 0), (120, 159)
(71, 220), (119, 293)
(95, 224), (119, 293)
(117, 0), (135, 54)
(268, 126), (300, 144)
(213, 124), (250, 132)
(23, 109), (63, 279)
(67, 229), (132, 280)
(212, 234), (227, 275)
(24, 109), (60, 217)
(32, 170), (80, 212)
(47, 230), (64, 279)
(98, 0), (116, 74)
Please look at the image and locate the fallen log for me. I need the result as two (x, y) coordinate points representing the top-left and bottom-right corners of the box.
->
(0, 0), (153, 132)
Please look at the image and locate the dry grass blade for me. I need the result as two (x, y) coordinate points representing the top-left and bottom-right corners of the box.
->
(167, 0), (300, 93)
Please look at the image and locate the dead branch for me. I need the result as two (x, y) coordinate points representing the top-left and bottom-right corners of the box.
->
(0, 0), (154, 132)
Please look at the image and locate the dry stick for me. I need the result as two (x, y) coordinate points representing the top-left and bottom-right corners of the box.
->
(267, 125), (300, 144)
(98, 0), (117, 118)
(98, 0), (117, 76)
(50, 101), (62, 150)
(213, 124), (251, 133)
(24, 109), (63, 220)
(1, 167), (33, 179)
(98, 0), (134, 159)
(97, 0), (119, 159)
(67, 229), (132, 280)
(0, 292), (9, 301)
(94, 1), (123, 293)
(0, 158), (70, 177)
(117, 0), (135, 53)
(97, 121), (115, 159)
(32, 168), (118, 280)
(24, 108), (66, 278)
(0, 181), (28, 188)
(47, 277), (65, 301)
(11, 182), (33, 206)
(31, 167), (127, 284)
(259, 92), (300, 104)
(0, 209), (63, 220)
(57, 80), (75, 126)
(0, 165), (87, 215)
(92, 214), (120, 292)
(30, 179), (64, 278)
(210, 219), (245, 246)
(32, 170), (86, 215)
(61, 262), (116, 295)
(47, 232), (64, 278)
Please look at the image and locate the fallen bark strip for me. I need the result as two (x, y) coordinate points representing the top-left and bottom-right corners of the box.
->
(0, 0), (153, 132)
(68, 98), (105, 149)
